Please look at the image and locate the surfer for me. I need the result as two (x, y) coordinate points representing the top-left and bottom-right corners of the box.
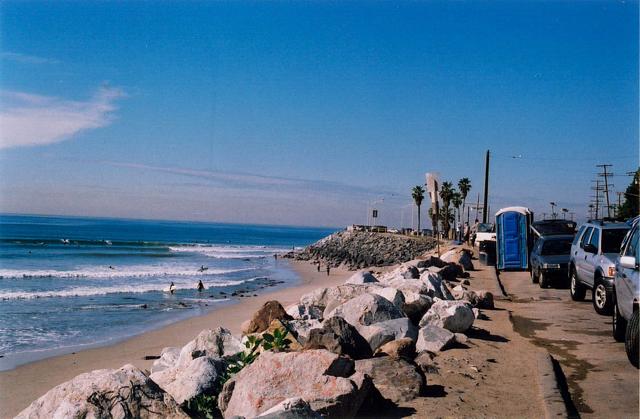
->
(109, 265), (115, 270)
(197, 280), (205, 292)
(198, 265), (208, 272)
(169, 282), (176, 294)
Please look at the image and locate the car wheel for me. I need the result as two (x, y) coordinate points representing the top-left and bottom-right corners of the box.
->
(539, 272), (550, 288)
(625, 310), (639, 368)
(569, 268), (586, 301)
(532, 269), (539, 284)
(592, 278), (613, 315)
(613, 297), (627, 342)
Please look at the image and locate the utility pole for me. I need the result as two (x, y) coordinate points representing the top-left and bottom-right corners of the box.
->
(475, 193), (480, 222)
(482, 150), (490, 223)
(616, 191), (624, 218)
(591, 179), (603, 220)
(596, 164), (613, 218)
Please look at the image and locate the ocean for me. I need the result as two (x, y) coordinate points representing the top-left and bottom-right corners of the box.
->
(0, 214), (335, 370)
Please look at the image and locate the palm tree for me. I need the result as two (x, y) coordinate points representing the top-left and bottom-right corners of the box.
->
(452, 192), (462, 221)
(439, 182), (454, 238)
(411, 185), (425, 233)
(458, 177), (472, 223)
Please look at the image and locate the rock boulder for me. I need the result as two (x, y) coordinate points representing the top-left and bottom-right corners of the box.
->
(304, 316), (372, 359)
(16, 364), (187, 419)
(242, 301), (293, 335)
(150, 356), (227, 405)
(419, 300), (475, 333)
(219, 350), (371, 418)
(354, 357), (424, 403)
(415, 324), (455, 353)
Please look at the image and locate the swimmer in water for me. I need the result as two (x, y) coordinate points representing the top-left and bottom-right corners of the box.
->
(197, 280), (205, 292)
(169, 282), (176, 294)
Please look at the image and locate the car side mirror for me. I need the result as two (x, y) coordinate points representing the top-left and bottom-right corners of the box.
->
(583, 244), (597, 254)
(620, 255), (638, 270)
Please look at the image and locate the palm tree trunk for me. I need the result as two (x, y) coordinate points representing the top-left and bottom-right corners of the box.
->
(417, 204), (421, 232)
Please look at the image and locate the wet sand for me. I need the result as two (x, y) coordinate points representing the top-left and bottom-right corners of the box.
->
(0, 260), (350, 418)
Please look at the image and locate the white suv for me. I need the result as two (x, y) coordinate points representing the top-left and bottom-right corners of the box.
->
(613, 217), (639, 368)
(569, 221), (630, 315)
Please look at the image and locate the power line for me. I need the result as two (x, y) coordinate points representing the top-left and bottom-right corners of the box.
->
(596, 164), (613, 218)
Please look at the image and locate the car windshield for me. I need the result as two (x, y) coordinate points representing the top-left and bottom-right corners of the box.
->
(541, 239), (572, 255)
(478, 223), (494, 232)
(601, 228), (630, 254)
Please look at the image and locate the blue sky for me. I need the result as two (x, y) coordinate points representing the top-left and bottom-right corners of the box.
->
(0, 1), (637, 227)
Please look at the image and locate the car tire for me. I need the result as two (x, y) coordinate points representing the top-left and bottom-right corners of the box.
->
(569, 268), (586, 301)
(539, 272), (550, 288)
(613, 297), (627, 342)
(592, 277), (613, 315)
(625, 310), (639, 368)
(531, 269), (539, 284)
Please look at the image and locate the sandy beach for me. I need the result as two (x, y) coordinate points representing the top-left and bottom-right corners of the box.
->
(0, 260), (350, 419)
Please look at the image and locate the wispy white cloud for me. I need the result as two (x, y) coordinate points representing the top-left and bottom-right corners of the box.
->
(105, 161), (402, 199)
(0, 86), (125, 150)
(1, 51), (59, 65)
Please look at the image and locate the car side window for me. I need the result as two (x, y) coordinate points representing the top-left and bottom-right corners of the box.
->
(589, 228), (600, 251)
(573, 226), (586, 246)
(580, 227), (593, 249)
(623, 227), (639, 258)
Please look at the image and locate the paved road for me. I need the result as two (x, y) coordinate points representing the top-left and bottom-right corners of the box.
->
(499, 270), (639, 418)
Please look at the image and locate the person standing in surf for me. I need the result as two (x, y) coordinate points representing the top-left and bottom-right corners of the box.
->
(197, 280), (205, 292)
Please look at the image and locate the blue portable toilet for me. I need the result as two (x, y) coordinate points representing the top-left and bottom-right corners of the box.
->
(495, 206), (534, 271)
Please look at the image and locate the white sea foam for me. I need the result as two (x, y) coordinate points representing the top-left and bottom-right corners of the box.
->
(0, 265), (253, 280)
(0, 279), (252, 300)
(169, 244), (291, 259)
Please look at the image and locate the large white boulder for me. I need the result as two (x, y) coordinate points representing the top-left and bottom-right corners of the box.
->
(177, 327), (243, 366)
(345, 271), (379, 285)
(325, 293), (405, 327)
(420, 271), (454, 300)
(151, 346), (180, 374)
(357, 317), (418, 353)
(16, 364), (187, 419)
(416, 325), (455, 353)
(218, 349), (371, 418)
(150, 356), (226, 405)
(419, 300), (474, 333)
(370, 286), (405, 309)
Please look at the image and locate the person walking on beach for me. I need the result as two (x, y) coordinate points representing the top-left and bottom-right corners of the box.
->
(326, 265), (330, 276)
(471, 219), (479, 247)
(316, 261), (321, 272)
(169, 282), (176, 294)
(197, 280), (205, 292)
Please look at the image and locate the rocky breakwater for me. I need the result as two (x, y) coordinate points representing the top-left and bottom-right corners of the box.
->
(18, 245), (495, 418)
(287, 230), (437, 269)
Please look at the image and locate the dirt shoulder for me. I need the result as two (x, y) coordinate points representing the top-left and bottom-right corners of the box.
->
(370, 247), (549, 417)
(498, 269), (639, 418)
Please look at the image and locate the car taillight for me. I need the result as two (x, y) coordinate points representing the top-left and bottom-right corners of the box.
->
(608, 266), (615, 277)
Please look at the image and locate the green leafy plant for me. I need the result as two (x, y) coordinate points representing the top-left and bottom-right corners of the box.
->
(261, 328), (292, 352)
(193, 328), (292, 416)
(225, 335), (262, 377)
(183, 393), (220, 419)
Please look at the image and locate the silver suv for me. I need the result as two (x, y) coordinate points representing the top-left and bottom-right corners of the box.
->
(569, 220), (630, 315)
(613, 217), (639, 368)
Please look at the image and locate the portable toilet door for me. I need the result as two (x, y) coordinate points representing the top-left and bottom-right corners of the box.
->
(496, 207), (532, 271)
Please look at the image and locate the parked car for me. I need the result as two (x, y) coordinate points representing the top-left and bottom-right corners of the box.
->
(530, 234), (574, 288)
(569, 220), (631, 315)
(612, 217), (639, 368)
(473, 223), (495, 246)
